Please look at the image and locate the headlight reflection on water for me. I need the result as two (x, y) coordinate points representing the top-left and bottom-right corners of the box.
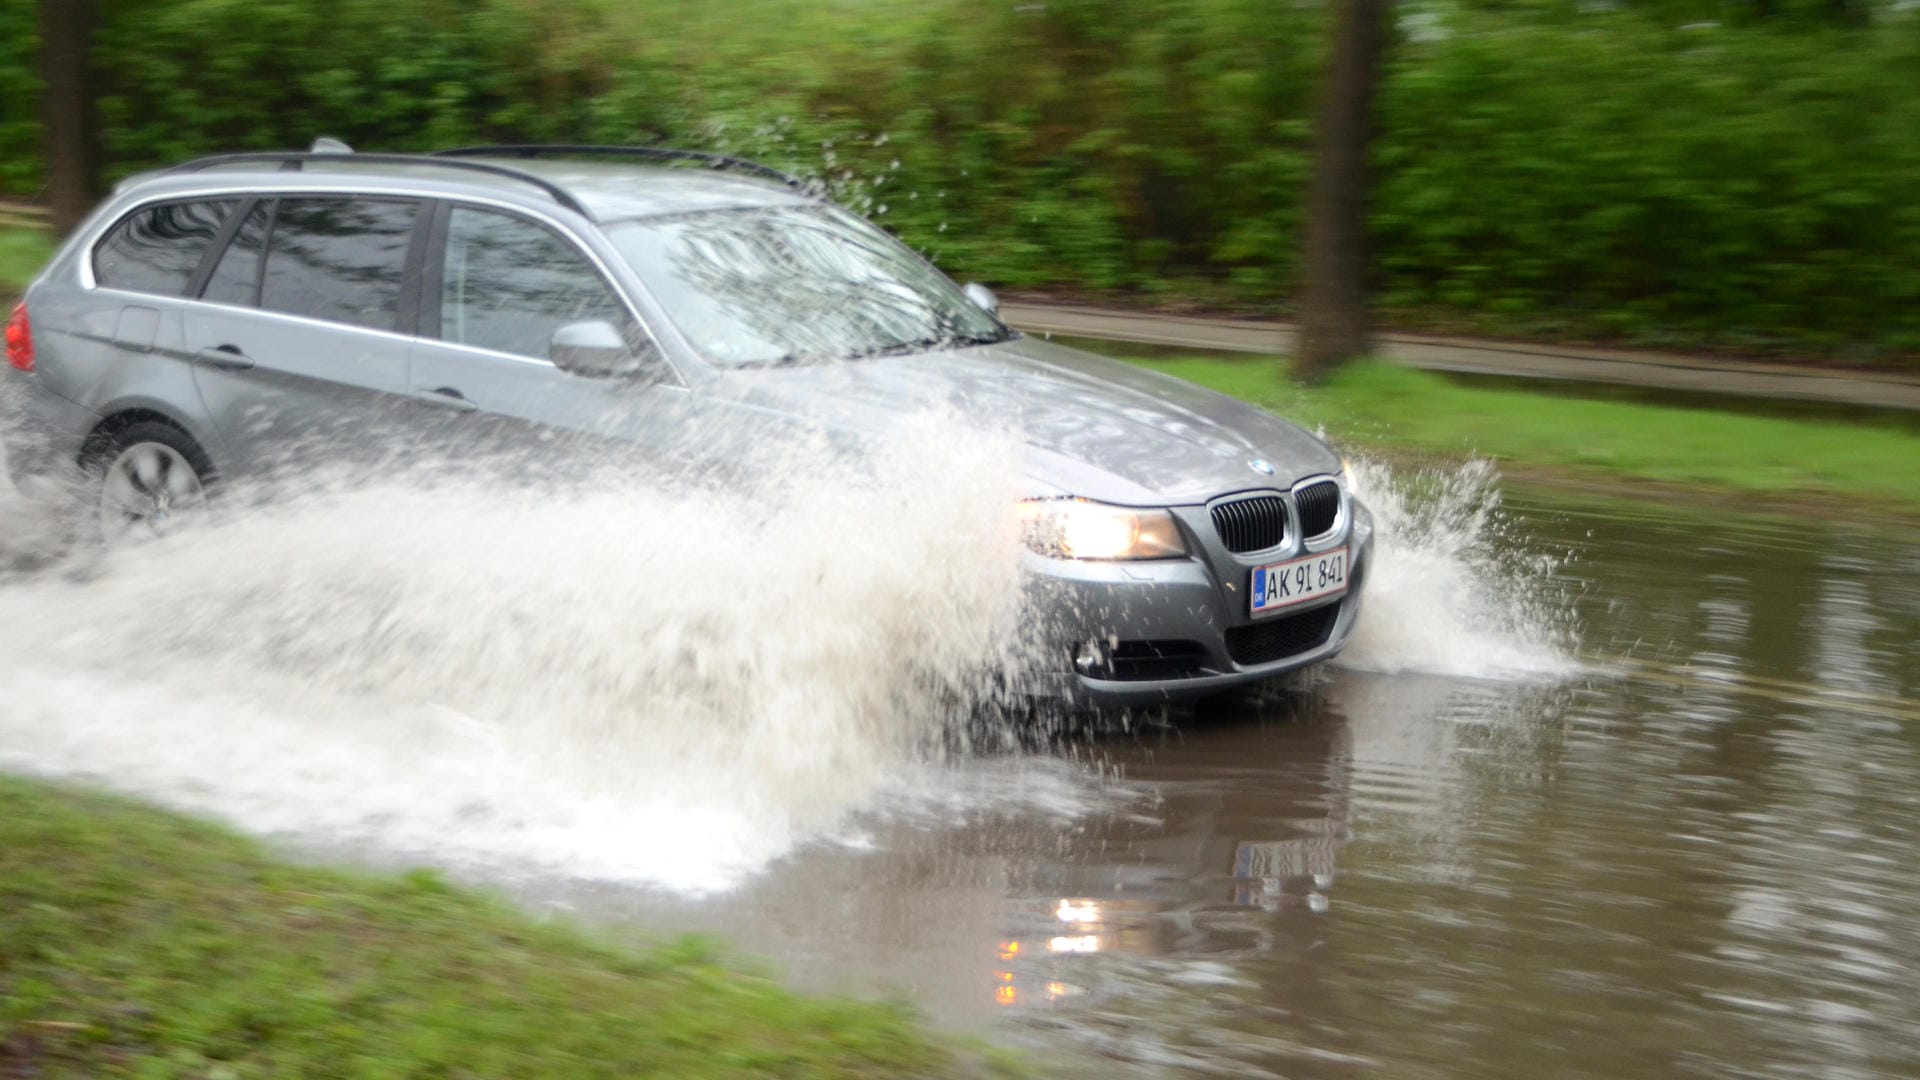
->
(989, 900), (1116, 1008)
(1054, 898), (1104, 924)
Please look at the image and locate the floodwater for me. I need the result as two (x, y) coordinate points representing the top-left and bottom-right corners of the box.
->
(545, 484), (1920, 1079)
(2, 439), (1917, 1078)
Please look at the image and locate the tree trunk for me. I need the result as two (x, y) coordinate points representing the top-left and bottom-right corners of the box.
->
(41, 0), (96, 236)
(1296, 0), (1391, 381)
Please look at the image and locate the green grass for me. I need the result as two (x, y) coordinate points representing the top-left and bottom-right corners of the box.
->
(0, 224), (51, 296)
(1129, 355), (1920, 512)
(0, 775), (1015, 1080)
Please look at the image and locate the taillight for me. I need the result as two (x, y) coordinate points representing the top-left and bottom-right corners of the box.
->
(4, 303), (30, 372)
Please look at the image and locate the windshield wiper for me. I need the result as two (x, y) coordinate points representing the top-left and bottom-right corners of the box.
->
(732, 352), (807, 368)
(849, 331), (1010, 360)
(950, 330), (1014, 347)
(857, 338), (947, 359)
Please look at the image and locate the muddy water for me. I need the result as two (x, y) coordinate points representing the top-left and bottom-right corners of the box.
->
(4, 438), (1917, 1077)
(561, 489), (1920, 1079)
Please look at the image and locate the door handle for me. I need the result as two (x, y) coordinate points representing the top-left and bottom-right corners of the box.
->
(194, 344), (254, 372)
(412, 386), (479, 412)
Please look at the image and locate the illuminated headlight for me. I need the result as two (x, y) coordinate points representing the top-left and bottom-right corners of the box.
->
(1340, 457), (1357, 491)
(1019, 499), (1187, 560)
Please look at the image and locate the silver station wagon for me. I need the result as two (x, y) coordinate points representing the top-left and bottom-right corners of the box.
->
(2, 143), (1372, 706)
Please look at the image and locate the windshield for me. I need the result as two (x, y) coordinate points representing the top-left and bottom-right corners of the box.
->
(607, 204), (1012, 367)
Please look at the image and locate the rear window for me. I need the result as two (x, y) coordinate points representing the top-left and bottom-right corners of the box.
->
(259, 197), (420, 332)
(93, 200), (237, 296)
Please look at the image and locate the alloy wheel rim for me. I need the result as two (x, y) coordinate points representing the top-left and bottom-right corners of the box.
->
(99, 442), (206, 540)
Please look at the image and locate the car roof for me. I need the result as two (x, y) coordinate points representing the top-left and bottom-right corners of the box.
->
(115, 153), (813, 224)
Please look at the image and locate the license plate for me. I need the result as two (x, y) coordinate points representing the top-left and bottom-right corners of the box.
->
(1250, 547), (1349, 616)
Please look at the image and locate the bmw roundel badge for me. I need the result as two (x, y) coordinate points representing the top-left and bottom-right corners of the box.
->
(1248, 458), (1275, 475)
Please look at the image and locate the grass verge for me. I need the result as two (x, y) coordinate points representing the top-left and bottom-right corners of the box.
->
(0, 225), (51, 297)
(1125, 355), (1920, 514)
(0, 775), (1014, 1079)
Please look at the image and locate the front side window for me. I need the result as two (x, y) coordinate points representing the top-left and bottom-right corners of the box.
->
(438, 207), (635, 360)
(259, 198), (419, 332)
(606, 204), (1010, 367)
(93, 200), (237, 296)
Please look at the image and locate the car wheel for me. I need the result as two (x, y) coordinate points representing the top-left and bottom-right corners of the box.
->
(89, 421), (213, 542)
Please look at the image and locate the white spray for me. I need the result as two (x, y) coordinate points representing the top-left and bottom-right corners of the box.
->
(0, 412), (1036, 891)
(0, 418), (1571, 893)
(1337, 457), (1576, 679)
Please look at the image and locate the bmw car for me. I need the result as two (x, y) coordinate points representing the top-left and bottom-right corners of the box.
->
(2, 143), (1371, 706)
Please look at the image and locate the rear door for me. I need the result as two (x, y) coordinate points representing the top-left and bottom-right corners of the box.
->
(182, 195), (425, 472)
(407, 202), (685, 475)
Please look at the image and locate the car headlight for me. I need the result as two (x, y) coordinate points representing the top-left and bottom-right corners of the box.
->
(1340, 457), (1356, 491)
(1019, 499), (1188, 560)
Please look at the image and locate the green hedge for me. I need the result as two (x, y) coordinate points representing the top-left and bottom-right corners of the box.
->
(1375, 10), (1920, 356)
(0, 0), (38, 196)
(4, 0), (1917, 362)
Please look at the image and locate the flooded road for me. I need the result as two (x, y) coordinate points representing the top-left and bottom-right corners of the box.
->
(3, 452), (1917, 1077)
(556, 487), (1920, 1079)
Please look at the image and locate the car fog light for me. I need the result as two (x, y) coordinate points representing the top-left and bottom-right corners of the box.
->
(1073, 641), (1108, 674)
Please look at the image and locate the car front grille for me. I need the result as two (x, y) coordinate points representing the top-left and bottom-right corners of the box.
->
(1294, 480), (1341, 538)
(1224, 602), (1341, 666)
(1210, 495), (1287, 554)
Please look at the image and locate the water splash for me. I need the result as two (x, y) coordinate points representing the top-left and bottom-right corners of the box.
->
(0, 412), (1039, 892)
(1337, 457), (1577, 679)
(0, 404), (1575, 895)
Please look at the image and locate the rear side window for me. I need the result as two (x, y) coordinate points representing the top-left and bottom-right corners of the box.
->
(438, 206), (635, 359)
(259, 198), (420, 332)
(93, 200), (237, 296)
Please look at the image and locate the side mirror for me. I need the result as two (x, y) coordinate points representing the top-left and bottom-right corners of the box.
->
(551, 320), (644, 378)
(962, 282), (999, 317)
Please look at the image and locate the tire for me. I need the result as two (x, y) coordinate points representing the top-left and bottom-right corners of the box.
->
(85, 420), (215, 542)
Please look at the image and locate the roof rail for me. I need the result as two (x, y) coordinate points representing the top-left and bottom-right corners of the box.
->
(434, 145), (809, 191)
(163, 152), (594, 219)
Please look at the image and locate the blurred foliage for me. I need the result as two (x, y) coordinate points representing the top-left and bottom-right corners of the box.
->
(1376, 2), (1920, 356)
(0, 225), (54, 296)
(2, 0), (1918, 361)
(0, 0), (37, 195)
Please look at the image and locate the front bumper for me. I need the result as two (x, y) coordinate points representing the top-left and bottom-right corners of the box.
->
(1024, 497), (1374, 707)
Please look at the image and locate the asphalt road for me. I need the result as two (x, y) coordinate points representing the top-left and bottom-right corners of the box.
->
(1001, 301), (1920, 412)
